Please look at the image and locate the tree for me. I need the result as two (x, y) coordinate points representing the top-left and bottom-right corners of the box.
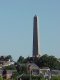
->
(17, 56), (24, 63)
(5, 55), (13, 61)
(17, 54), (60, 70)
(24, 57), (33, 63)
(5, 65), (16, 70)
(34, 54), (49, 67)
(0, 56), (5, 61)
(37, 54), (60, 69)
(14, 62), (21, 74)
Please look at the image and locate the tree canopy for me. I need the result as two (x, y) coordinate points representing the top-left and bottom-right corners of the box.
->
(17, 54), (60, 70)
(0, 55), (13, 61)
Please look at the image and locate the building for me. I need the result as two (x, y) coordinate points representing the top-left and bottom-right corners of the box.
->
(51, 70), (60, 76)
(33, 15), (40, 57)
(2, 69), (13, 79)
(0, 59), (14, 68)
(27, 63), (40, 76)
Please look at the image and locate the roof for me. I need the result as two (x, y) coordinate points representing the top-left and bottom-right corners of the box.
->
(27, 63), (39, 69)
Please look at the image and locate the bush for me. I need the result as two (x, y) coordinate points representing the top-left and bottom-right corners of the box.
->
(51, 76), (60, 80)
(21, 74), (45, 80)
(0, 76), (3, 80)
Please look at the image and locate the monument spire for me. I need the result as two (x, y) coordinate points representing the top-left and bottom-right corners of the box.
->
(33, 15), (40, 57)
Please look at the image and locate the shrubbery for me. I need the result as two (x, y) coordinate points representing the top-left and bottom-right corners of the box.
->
(0, 76), (3, 80)
(51, 76), (60, 80)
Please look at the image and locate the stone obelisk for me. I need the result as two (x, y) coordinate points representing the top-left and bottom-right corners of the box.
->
(33, 15), (40, 57)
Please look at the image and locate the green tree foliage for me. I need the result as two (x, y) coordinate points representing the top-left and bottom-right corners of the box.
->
(0, 76), (3, 80)
(12, 71), (18, 80)
(24, 57), (33, 63)
(15, 64), (27, 74)
(0, 55), (13, 61)
(17, 54), (60, 70)
(51, 76), (60, 80)
(38, 54), (60, 69)
(17, 56), (24, 63)
(0, 56), (5, 61)
(19, 75), (45, 80)
(5, 65), (16, 70)
(17, 56), (33, 63)
(15, 64), (21, 74)
(5, 55), (13, 61)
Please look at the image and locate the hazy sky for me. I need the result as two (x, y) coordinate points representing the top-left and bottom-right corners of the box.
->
(0, 0), (60, 61)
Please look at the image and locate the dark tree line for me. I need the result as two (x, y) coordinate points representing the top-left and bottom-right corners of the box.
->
(17, 54), (60, 70)
(1, 54), (60, 71)
(0, 55), (12, 61)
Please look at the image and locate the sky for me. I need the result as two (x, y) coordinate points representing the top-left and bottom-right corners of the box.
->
(0, 0), (60, 61)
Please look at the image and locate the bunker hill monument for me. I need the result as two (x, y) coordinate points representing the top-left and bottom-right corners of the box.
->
(33, 15), (40, 57)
